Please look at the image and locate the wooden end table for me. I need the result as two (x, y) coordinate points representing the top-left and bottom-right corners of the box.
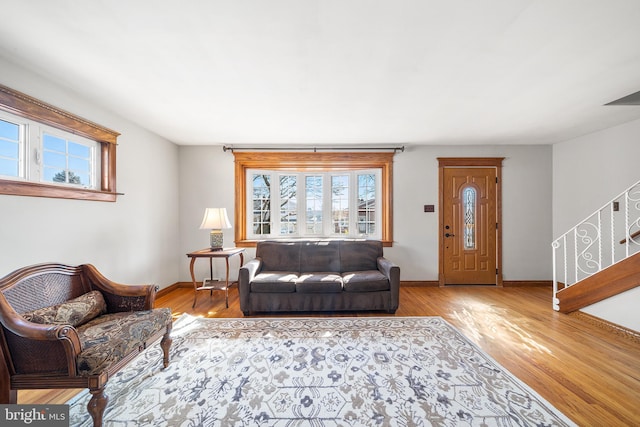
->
(186, 247), (245, 308)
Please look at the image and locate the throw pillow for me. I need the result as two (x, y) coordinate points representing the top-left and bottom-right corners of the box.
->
(22, 290), (107, 327)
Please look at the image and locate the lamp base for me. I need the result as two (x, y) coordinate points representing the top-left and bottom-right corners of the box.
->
(210, 229), (224, 251)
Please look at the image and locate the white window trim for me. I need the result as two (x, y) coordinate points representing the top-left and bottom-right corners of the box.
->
(39, 127), (100, 190)
(0, 111), (100, 190)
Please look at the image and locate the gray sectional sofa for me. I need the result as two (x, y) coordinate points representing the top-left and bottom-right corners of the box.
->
(238, 240), (400, 315)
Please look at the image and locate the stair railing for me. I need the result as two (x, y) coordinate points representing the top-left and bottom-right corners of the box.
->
(552, 179), (640, 310)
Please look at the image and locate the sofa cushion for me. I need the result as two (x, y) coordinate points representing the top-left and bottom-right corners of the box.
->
(300, 241), (341, 273)
(342, 270), (390, 292)
(257, 241), (300, 272)
(21, 290), (107, 327)
(340, 240), (382, 272)
(296, 273), (343, 293)
(251, 272), (298, 293)
(76, 308), (172, 375)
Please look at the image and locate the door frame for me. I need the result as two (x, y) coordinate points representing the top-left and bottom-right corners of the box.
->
(438, 157), (504, 287)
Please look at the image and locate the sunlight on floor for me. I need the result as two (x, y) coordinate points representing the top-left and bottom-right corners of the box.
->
(452, 300), (553, 356)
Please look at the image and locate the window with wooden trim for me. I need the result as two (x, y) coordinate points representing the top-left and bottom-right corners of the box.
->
(233, 151), (394, 247)
(247, 169), (382, 240)
(0, 84), (120, 202)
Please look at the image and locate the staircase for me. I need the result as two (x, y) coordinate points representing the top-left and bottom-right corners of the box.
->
(552, 179), (640, 312)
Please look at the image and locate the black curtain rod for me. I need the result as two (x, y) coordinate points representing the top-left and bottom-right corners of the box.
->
(223, 145), (404, 153)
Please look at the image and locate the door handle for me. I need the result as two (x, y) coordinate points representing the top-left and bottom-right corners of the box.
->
(445, 233), (455, 237)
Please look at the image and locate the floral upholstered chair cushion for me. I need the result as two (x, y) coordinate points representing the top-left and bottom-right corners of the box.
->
(75, 308), (173, 375)
(21, 290), (107, 327)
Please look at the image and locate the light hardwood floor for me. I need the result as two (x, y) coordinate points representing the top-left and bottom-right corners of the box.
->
(19, 285), (640, 426)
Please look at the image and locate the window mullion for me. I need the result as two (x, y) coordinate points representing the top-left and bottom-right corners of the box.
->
(29, 125), (39, 182)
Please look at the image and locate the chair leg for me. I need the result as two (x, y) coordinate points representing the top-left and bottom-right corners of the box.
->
(0, 387), (16, 404)
(0, 356), (16, 403)
(160, 327), (172, 369)
(87, 387), (108, 427)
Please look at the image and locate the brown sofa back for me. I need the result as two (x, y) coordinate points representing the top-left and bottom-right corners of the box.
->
(339, 240), (382, 272)
(257, 241), (301, 272)
(255, 240), (383, 273)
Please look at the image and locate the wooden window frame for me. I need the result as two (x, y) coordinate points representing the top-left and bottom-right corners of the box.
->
(234, 151), (395, 247)
(0, 84), (120, 202)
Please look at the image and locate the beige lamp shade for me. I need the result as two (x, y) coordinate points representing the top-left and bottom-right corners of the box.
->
(200, 208), (232, 250)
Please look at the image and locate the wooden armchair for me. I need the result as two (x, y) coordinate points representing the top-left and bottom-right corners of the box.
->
(0, 263), (173, 427)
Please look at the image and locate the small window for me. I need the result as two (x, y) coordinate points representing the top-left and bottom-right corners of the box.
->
(463, 186), (476, 249)
(0, 84), (119, 201)
(42, 132), (97, 188)
(0, 112), (100, 191)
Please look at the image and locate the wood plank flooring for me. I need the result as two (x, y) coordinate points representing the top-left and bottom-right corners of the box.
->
(19, 285), (640, 426)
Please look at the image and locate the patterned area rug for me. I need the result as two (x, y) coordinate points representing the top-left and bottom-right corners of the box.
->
(68, 315), (575, 426)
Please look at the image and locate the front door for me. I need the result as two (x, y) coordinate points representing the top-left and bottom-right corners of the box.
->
(439, 158), (502, 285)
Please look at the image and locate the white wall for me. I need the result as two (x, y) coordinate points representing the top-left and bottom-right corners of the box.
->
(178, 146), (241, 283)
(389, 145), (552, 281)
(178, 144), (553, 283)
(553, 117), (640, 331)
(0, 57), (181, 287)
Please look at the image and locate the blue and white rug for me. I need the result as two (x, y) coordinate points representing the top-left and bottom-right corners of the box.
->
(69, 315), (575, 426)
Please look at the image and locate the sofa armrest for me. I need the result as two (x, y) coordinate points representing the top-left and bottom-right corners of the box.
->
(81, 264), (156, 312)
(378, 257), (400, 310)
(0, 296), (83, 375)
(238, 258), (262, 314)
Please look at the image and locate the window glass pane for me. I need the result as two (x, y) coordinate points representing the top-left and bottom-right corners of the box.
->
(44, 167), (66, 183)
(0, 119), (19, 141)
(332, 175), (349, 235)
(69, 156), (90, 172)
(463, 186), (476, 249)
(252, 174), (271, 235)
(41, 133), (95, 187)
(73, 172), (90, 185)
(357, 173), (376, 235)
(0, 140), (19, 158)
(68, 141), (90, 158)
(305, 175), (323, 234)
(0, 158), (18, 176)
(279, 175), (297, 234)
(43, 134), (66, 152)
(0, 120), (20, 178)
(43, 151), (66, 169)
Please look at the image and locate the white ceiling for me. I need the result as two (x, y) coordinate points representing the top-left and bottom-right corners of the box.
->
(1, 0), (640, 146)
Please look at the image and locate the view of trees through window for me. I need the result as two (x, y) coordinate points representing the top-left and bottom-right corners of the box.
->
(0, 117), (95, 188)
(249, 170), (380, 239)
(43, 133), (93, 187)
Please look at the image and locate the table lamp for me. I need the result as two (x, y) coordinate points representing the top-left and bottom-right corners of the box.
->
(199, 208), (232, 250)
